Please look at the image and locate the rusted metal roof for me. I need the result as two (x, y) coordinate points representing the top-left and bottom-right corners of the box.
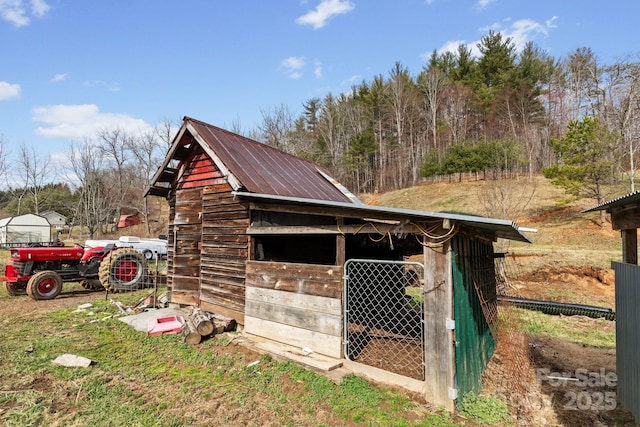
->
(582, 190), (640, 213)
(147, 117), (355, 203)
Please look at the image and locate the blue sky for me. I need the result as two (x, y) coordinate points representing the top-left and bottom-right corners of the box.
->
(0, 0), (638, 166)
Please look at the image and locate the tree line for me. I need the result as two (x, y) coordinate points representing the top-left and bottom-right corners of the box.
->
(254, 31), (640, 205)
(1, 30), (639, 234)
(0, 121), (174, 238)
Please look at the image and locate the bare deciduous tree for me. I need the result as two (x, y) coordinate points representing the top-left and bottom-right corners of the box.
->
(67, 140), (117, 239)
(127, 131), (165, 235)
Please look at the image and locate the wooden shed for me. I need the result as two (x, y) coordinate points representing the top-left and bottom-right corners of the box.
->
(147, 116), (532, 410)
(0, 213), (51, 247)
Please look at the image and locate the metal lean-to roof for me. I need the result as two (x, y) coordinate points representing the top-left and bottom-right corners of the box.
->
(582, 190), (640, 213)
(233, 191), (532, 243)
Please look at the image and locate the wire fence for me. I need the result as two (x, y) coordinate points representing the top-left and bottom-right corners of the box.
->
(100, 249), (168, 295)
(344, 259), (425, 381)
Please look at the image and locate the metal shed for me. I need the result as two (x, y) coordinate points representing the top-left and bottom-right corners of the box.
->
(147, 116), (532, 410)
(0, 213), (51, 247)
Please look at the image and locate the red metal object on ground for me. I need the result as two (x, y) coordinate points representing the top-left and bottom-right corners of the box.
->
(147, 315), (185, 336)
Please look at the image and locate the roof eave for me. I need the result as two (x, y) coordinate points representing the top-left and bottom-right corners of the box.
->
(232, 191), (532, 244)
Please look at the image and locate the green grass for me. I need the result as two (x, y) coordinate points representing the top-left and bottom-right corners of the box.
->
(458, 393), (513, 425)
(0, 294), (463, 426)
(517, 309), (616, 348)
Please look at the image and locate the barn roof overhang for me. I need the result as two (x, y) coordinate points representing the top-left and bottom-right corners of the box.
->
(583, 190), (640, 231)
(581, 191), (640, 213)
(583, 190), (640, 214)
(233, 191), (532, 243)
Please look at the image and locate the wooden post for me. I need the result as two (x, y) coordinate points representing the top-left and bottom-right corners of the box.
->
(336, 218), (345, 267)
(423, 240), (456, 412)
(621, 229), (638, 265)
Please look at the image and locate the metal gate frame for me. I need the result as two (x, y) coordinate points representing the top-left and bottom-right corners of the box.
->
(343, 259), (425, 380)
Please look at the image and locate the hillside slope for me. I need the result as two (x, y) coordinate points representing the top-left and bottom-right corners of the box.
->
(365, 175), (622, 308)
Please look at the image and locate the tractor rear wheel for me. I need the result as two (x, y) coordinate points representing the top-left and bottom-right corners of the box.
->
(99, 247), (148, 292)
(27, 271), (63, 300)
(4, 281), (27, 296)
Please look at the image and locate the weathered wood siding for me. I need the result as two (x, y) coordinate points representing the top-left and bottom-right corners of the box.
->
(199, 184), (249, 323)
(244, 260), (343, 358)
(170, 187), (203, 306)
(177, 149), (227, 189)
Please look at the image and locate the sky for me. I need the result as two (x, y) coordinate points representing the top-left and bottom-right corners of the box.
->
(1, 0), (639, 168)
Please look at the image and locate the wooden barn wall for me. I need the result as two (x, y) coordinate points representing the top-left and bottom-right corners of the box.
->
(177, 149), (227, 190)
(170, 187), (203, 306)
(199, 184), (250, 324)
(244, 260), (343, 358)
(166, 193), (176, 295)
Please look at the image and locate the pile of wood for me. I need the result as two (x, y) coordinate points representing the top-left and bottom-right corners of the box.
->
(181, 307), (236, 344)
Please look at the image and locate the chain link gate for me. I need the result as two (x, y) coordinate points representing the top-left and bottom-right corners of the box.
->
(344, 259), (425, 380)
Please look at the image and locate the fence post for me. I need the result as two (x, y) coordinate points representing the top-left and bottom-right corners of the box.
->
(423, 241), (456, 412)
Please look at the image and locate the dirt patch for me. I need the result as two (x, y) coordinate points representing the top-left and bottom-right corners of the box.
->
(529, 206), (574, 223)
(508, 266), (616, 308)
(529, 335), (635, 427)
(0, 288), (103, 320)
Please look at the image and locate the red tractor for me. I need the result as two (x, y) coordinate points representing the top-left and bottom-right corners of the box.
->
(2, 244), (149, 300)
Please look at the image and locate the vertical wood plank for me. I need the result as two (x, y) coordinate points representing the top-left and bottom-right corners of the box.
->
(423, 241), (455, 412)
(622, 229), (638, 265)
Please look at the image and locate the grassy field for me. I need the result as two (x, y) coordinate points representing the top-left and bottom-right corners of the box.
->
(0, 289), (463, 426)
(0, 175), (630, 426)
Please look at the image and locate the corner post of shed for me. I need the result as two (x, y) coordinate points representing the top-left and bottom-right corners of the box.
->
(621, 229), (638, 265)
(423, 239), (456, 412)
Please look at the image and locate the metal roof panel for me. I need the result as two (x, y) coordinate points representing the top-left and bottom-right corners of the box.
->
(233, 191), (532, 243)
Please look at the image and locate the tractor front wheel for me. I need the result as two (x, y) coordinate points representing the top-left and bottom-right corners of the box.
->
(99, 247), (148, 292)
(27, 271), (63, 300)
(4, 281), (27, 296)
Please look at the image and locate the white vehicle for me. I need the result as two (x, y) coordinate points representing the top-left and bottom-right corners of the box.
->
(84, 236), (167, 260)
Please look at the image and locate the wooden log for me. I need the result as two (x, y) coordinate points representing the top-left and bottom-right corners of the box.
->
(181, 319), (201, 344)
(211, 313), (237, 332)
(190, 307), (215, 336)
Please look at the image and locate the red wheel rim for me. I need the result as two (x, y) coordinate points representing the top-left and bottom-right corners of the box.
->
(114, 260), (139, 282)
(37, 278), (59, 296)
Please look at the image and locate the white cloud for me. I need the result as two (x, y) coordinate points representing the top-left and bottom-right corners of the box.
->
(433, 16), (556, 59)
(296, 0), (354, 30)
(428, 39), (481, 60)
(476, 0), (496, 9)
(340, 74), (361, 87)
(50, 73), (67, 83)
(506, 18), (551, 51)
(0, 0), (50, 27)
(32, 104), (152, 140)
(279, 56), (306, 79)
(30, 0), (50, 17)
(314, 61), (323, 78)
(0, 81), (20, 99)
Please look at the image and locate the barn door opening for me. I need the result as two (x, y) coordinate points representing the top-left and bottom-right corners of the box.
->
(344, 259), (425, 380)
